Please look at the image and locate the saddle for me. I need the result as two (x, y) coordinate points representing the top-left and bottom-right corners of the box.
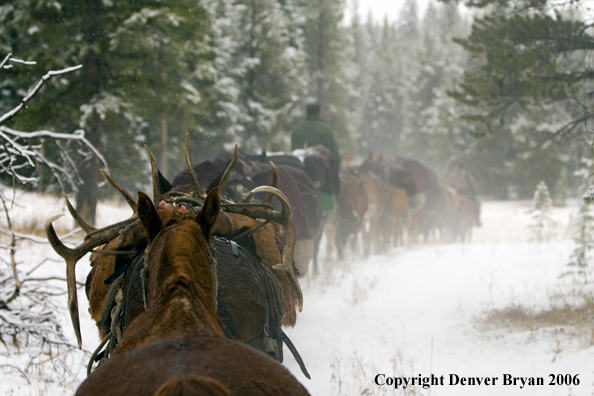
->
(93, 236), (310, 378)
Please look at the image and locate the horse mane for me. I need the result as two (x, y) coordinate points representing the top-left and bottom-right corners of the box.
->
(113, 191), (226, 355)
(151, 207), (217, 316)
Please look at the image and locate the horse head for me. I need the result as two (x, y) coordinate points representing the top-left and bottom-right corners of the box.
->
(137, 187), (220, 314)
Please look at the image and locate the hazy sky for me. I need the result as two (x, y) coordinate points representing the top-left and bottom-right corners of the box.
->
(345, 0), (432, 23)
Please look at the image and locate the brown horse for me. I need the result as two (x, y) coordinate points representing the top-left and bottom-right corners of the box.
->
(358, 171), (390, 256)
(46, 139), (303, 362)
(75, 188), (310, 396)
(334, 171), (368, 260)
(453, 195), (481, 243)
(416, 185), (459, 243)
(381, 186), (408, 247)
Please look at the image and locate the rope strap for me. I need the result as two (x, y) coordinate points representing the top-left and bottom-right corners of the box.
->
(282, 330), (311, 380)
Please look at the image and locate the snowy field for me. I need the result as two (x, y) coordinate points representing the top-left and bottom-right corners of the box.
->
(1, 193), (593, 395)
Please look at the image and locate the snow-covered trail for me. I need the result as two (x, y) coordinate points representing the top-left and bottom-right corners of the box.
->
(283, 200), (594, 395)
(2, 196), (593, 395)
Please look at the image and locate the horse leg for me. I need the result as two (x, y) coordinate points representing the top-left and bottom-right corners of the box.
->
(323, 209), (337, 262)
(312, 230), (321, 276)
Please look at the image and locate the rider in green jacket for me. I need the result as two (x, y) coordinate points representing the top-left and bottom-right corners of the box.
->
(291, 103), (340, 169)
(291, 103), (340, 212)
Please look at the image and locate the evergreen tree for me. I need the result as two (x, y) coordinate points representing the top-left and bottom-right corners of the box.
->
(563, 199), (594, 283)
(0, 0), (211, 223)
(397, 1), (473, 176)
(355, 18), (404, 157)
(424, 0), (588, 198)
(301, 0), (352, 158)
(202, 0), (308, 153)
(528, 180), (555, 242)
(398, 0), (420, 45)
(346, 8), (374, 157)
(448, 1), (594, 140)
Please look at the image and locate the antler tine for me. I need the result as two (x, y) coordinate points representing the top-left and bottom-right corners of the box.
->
(45, 214), (82, 348)
(64, 197), (95, 233)
(100, 169), (137, 211)
(145, 145), (162, 204)
(262, 161), (278, 205)
(250, 186), (303, 312)
(184, 134), (205, 197)
(44, 215), (138, 348)
(218, 145), (238, 200)
(222, 204), (282, 224)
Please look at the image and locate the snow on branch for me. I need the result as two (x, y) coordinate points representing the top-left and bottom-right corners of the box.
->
(0, 60), (108, 194)
(0, 54), (11, 69)
(0, 60), (82, 126)
(583, 185), (594, 204)
(0, 58), (95, 385)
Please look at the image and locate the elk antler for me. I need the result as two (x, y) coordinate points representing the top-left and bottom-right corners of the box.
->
(65, 197), (96, 233)
(262, 161), (278, 205)
(45, 215), (138, 348)
(100, 169), (137, 211)
(145, 145), (173, 204)
(218, 145), (238, 200)
(184, 134), (205, 198)
(250, 186), (303, 312)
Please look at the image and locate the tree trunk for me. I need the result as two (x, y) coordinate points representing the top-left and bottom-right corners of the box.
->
(160, 117), (168, 178)
(75, 116), (101, 225)
(75, 0), (105, 226)
(317, 0), (325, 102)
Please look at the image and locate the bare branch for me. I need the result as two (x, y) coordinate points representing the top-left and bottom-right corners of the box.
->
(0, 193), (20, 305)
(0, 53), (12, 69)
(0, 64), (82, 126)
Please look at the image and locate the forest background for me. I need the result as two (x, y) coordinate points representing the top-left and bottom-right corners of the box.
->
(1, 0), (593, 223)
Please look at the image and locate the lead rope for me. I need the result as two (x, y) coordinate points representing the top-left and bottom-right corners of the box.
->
(140, 262), (149, 310)
(209, 254), (218, 312)
(87, 333), (112, 376)
(87, 280), (125, 375)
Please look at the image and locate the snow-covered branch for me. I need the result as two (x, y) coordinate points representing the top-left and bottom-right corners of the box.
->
(0, 62), (108, 194)
(0, 58), (82, 126)
(0, 58), (93, 385)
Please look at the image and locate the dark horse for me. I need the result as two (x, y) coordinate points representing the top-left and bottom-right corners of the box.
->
(74, 189), (310, 395)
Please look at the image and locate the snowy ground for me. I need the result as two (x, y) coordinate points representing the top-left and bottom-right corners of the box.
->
(284, 199), (593, 396)
(2, 194), (593, 395)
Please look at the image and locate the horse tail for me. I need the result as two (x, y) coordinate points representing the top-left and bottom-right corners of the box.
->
(152, 376), (231, 396)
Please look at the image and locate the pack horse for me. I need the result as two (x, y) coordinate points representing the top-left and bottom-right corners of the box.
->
(45, 137), (310, 395)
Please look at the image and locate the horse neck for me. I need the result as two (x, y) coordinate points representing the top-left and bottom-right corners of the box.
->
(112, 222), (225, 355)
(147, 223), (223, 337)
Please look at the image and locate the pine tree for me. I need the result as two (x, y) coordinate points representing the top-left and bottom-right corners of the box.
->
(0, 0), (211, 223)
(354, 18), (404, 158)
(300, 0), (352, 157)
(563, 199), (594, 283)
(203, 0), (308, 152)
(448, 0), (594, 139)
(528, 180), (555, 242)
(347, 9), (374, 157)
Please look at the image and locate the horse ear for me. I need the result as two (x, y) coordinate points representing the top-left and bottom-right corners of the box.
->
(137, 191), (161, 241)
(157, 169), (173, 194)
(197, 187), (221, 240)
